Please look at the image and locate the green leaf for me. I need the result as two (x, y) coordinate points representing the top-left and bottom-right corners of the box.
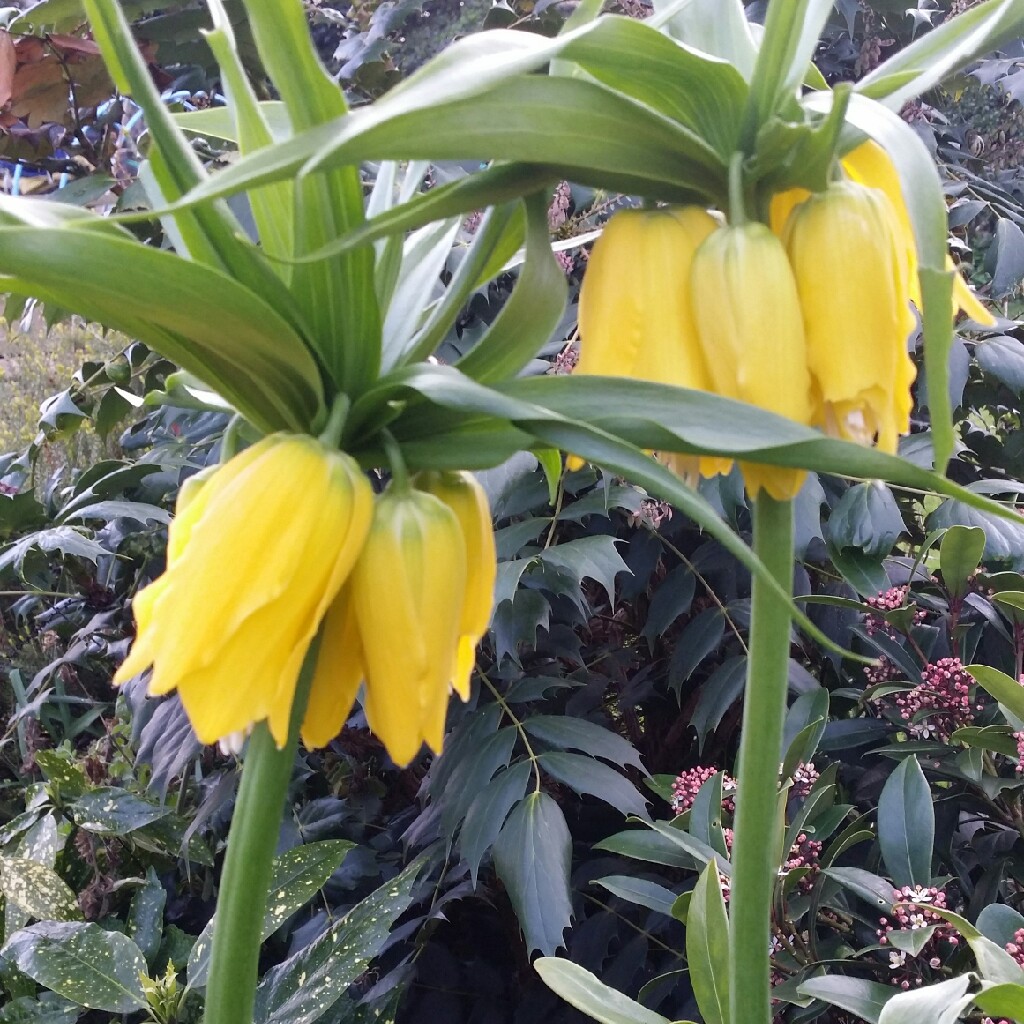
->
(459, 762), (532, 886)
(1, 922), (148, 1012)
(939, 525), (987, 598)
(521, 716), (645, 772)
(669, 609), (725, 694)
(0, 992), (80, 1024)
(797, 976), (899, 1024)
(492, 792), (573, 955)
(928, 500), (1024, 565)
(821, 867), (897, 910)
(534, 957), (672, 1024)
(595, 829), (694, 869)
(174, 102), (291, 144)
(825, 482), (905, 559)
(977, 904), (1024, 947)
(537, 536), (631, 607)
(70, 789), (172, 835)
(188, 839), (354, 989)
(594, 876), (677, 917)
(876, 975), (973, 1024)
(642, 564), (696, 649)
(538, 752), (649, 818)
(858, 0), (1024, 110)
(747, 0), (834, 130)
(455, 191), (567, 383)
(692, 657), (748, 749)
(968, 665), (1024, 724)
(686, 860), (731, 1024)
(0, 226), (324, 434)
(877, 757), (934, 887)
(440, 728), (519, 839)
(0, 858), (82, 923)
(252, 855), (425, 1024)
(127, 872), (165, 967)
(0, 528), (107, 580)
(974, 982), (1024, 1018)
(653, 0), (756, 80)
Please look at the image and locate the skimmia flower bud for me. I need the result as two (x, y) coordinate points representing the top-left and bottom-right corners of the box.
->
(573, 206), (731, 481)
(114, 434), (373, 748)
(689, 222), (813, 500)
(413, 470), (496, 699)
(347, 483), (468, 766)
(783, 181), (916, 453)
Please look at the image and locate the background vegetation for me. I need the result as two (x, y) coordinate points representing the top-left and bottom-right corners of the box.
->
(1, 1), (1024, 1022)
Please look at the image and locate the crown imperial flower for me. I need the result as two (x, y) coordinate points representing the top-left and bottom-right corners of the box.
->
(114, 433), (373, 748)
(689, 222), (813, 500)
(782, 180), (918, 454)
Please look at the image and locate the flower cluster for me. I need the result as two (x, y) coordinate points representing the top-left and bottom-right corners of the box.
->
(864, 585), (926, 636)
(788, 761), (820, 801)
(670, 765), (736, 815)
(891, 657), (977, 741)
(876, 885), (960, 988)
(115, 435), (497, 766)
(1004, 928), (1024, 969)
(572, 142), (994, 499)
(719, 828), (821, 902)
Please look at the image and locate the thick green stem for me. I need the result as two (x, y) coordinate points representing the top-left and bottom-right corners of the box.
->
(729, 495), (794, 1024)
(203, 639), (319, 1024)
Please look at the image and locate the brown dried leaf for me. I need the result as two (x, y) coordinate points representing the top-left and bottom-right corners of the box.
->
(0, 31), (16, 109)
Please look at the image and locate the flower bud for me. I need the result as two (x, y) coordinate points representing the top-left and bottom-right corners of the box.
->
(689, 222), (812, 500)
(347, 484), (467, 765)
(115, 434), (373, 748)
(782, 180), (916, 453)
(413, 470), (496, 699)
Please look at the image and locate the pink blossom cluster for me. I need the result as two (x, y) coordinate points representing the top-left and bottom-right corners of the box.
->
(781, 832), (823, 894)
(1005, 928), (1024, 969)
(876, 885), (959, 988)
(670, 765), (736, 815)
(865, 656), (902, 685)
(891, 657), (977, 741)
(864, 585), (921, 636)
(1016, 731), (1024, 774)
(789, 761), (820, 800)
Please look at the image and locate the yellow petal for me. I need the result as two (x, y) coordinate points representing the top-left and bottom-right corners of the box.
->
(302, 587), (365, 749)
(739, 463), (807, 502)
(951, 266), (996, 326)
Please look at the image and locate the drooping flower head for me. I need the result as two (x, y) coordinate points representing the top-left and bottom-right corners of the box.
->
(782, 180), (917, 453)
(115, 434), (373, 748)
(343, 482), (468, 766)
(688, 221), (814, 500)
(574, 205), (732, 481)
(413, 470), (496, 699)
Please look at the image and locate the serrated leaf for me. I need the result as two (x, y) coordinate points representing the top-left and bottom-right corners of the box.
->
(669, 609), (725, 694)
(537, 535), (631, 607)
(1, 922), (147, 1012)
(642, 563), (696, 649)
(0, 858), (82, 923)
(691, 657), (747, 748)
(0, 528), (107, 579)
(252, 856), (425, 1024)
(492, 792), (573, 955)
(522, 716), (645, 772)
(538, 751), (648, 818)
(460, 762), (532, 885)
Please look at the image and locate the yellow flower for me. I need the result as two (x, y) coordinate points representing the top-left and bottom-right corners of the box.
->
(345, 483), (467, 766)
(413, 470), (496, 699)
(573, 206), (731, 481)
(782, 180), (916, 454)
(689, 222), (813, 500)
(841, 140), (996, 326)
(114, 434), (373, 748)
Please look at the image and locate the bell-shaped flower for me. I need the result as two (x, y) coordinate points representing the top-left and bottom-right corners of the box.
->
(345, 483), (467, 766)
(689, 222), (813, 500)
(782, 181), (916, 454)
(114, 434), (373, 748)
(841, 140), (996, 326)
(413, 470), (496, 699)
(574, 206), (731, 481)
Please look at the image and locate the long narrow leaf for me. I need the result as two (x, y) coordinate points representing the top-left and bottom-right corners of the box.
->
(0, 227), (324, 433)
(243, 0), (381, 395)
(456, 192), (567, 384)
(858, 0), (1024, 110)
(651, 0), (757, 79)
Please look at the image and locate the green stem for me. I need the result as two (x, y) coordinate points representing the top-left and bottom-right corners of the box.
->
(727, 152), (747, 226)
(203, 638), (319, 1024)
(729, 495), (794, 1024)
